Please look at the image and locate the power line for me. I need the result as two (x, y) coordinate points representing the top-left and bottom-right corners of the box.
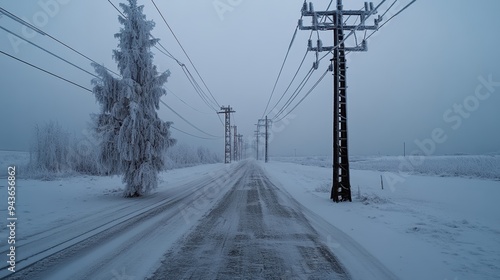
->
(271, 50), (331, 120)
(274, 67), (329, 123)
(261, 25), (299, 118)
(262, 0), (336, 118)
(266, 49), (310, 115)
(270, 0), (394, 122)
(170, 126), (222, 140)
(106, 0), (220, 113)
(107, 0), (126, 18)
(381, 0), (399, 19)
(2, 3), (221, 143)
(272, 66), (315, 120)
(345, 0), (416, 55)
(160, 100), (220, 138)
(0, 49), (92, 93)
(0, 6), (121, 78)
(166, 87), (212, 115)
(297, 0), (415, 203)
(0, 7), (47, 35)
(366, 0), (416, 40)
(107, 0), (178, 64)
(0, 26), (98, 79)
(181, 66), (219, 111)
(0, 49), (220, 142)
(105, 0), (224, 134)
(265, 26), (320, 117)
(150, 0), (221, 109)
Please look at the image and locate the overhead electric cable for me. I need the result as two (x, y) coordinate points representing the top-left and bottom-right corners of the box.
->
(160, 100), (220, 138)
(272, 66), (315, 120)
(261, 25), (299, 118)
(263, 0), (338, 118)
(166, 87), (212, 115)
(0, 6), (120, 77)
(367, 0), (416, 39)
(150, 0), (221, 108)
(0, 26), (98, 79)
(271, 50), (331, 120)
(347, 0), (416, 54)
(275, 68), (329, 123)
(0, 49), (92, 93)
(170, 126), (221, 140)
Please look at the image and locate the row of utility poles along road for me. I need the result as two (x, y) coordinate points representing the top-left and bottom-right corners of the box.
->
(218, 106), (272, 164)
(217, 106), (273, 164)
(219, 1), (390, 203)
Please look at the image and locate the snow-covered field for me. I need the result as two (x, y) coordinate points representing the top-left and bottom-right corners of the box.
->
(1, 151), (499, 279)
(273, 154), (500, 181)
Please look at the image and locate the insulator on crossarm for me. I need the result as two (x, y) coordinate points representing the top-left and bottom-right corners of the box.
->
(315, 51), (319, 69)
(313, 14), (318, 28)
(362, 39), (368, 51)
(298, 19), (303, 28)
(374, 15), (382, 29)
(317, 39), (323, 51)
(313, 61), (319, 70)
(302, 1), (308, 12)
(364, 2), (369, 11)
(370, 2), (376, 13)
(308, 39), (313, 50)
(309, 2), (314, 13)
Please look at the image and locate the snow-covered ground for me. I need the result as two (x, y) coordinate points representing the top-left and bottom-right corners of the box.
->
(263, 159), (500, 280)
(1, 151), (499, 279)
(0, 150), (236, 279)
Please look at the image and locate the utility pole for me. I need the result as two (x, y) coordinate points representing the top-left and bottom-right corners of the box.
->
(238, 134), (243, 160)
(244, 139), (248, 159)
(257, 116), (272, 162)
(265, 116), (269, 163)
(218, 106), (235, 164)
(299, 1), (381, 202)
(265, 116), (272, 163)
(257, 119), (267, 162)
(233, 126), (238, 161)
(254, 129), (259, 160)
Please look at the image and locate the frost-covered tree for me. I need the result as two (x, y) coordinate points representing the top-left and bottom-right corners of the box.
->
(29, 121), (70, 174)
(91, 0), (175, 197)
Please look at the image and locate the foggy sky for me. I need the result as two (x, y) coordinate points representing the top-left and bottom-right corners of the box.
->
(1, 0), (499, 157)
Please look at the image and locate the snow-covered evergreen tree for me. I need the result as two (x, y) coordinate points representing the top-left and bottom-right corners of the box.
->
(91, 0), (175, 197)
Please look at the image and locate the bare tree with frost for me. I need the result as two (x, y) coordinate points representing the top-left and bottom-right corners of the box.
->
(91, 0), (175, 197)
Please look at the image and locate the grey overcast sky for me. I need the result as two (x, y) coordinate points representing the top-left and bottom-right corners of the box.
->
(0, 0), (499, 156)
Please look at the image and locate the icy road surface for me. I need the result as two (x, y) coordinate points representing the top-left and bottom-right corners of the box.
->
(1, 160), (394, 279)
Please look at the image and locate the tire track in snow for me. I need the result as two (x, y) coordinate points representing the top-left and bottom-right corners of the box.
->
(150, 160), (350, 279)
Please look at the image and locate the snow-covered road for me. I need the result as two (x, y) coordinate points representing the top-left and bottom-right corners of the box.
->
(1, 160), (396, 279)
(151, 161), (352, 279)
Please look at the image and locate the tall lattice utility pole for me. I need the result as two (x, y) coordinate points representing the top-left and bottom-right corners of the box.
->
(218, 106), (235, 164)
(233, 126), (238, 161)
(300, 1), (381, 202)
